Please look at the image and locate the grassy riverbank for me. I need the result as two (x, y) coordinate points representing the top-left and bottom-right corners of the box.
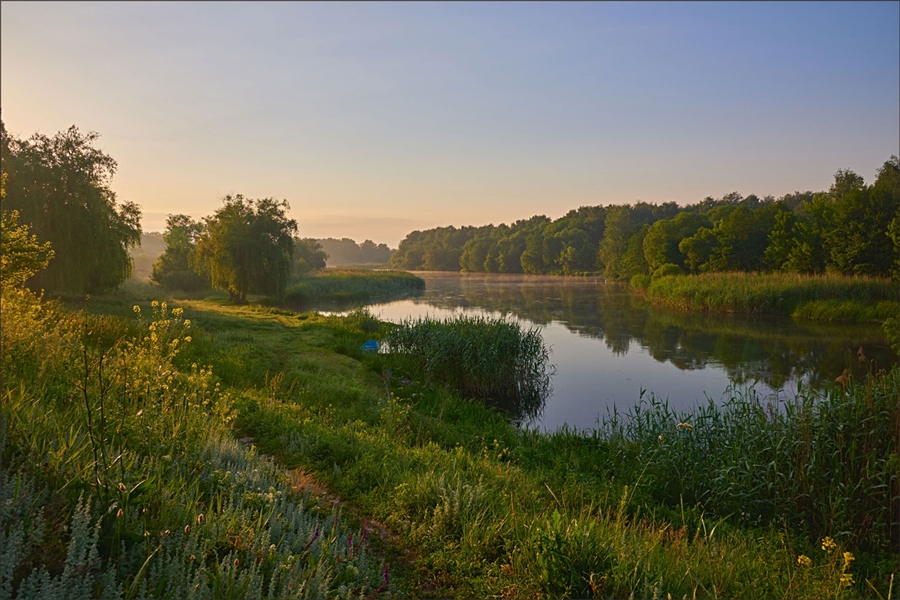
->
(3, 286), (898, 598)
(284, 269), (424, 305)
(642, 272), (899, 322)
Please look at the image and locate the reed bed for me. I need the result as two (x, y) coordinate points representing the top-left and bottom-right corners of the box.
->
(284, 269), (424, 304)
(386, 315), (552, 421)
(594, 362), (900, 553)
(646, 272), (898, 320)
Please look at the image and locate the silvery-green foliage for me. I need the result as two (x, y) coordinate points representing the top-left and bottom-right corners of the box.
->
(15, 494), (103, 600)
(0, 470), (47, 599)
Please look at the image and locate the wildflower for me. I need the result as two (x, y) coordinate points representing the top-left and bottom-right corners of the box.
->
(821, 536), (837, 553)
(197, 513), (205, 525)
(116, 509), (124, 519)
(133, 305), (141, 314)
(840, 573), (854, 587)
(118, 482), (127, 493)
(184, 525), (191, 534)
(842, 551), (854, 568)
(797, 554), (812, 567)
(184, 336), (192, 343)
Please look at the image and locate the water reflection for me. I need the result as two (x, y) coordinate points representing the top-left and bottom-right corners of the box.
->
(394, 273), (893, 392)
(320, 272), (895, 429)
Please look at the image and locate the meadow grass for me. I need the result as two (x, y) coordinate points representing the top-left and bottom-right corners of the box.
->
(4, 286), (898, 598)
(284, 269), (424, 305)
(0, 289), (388, 599)
(645, 272), (899, 321)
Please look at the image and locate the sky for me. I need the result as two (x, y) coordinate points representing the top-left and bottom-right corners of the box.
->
(2, 2), (898, 247)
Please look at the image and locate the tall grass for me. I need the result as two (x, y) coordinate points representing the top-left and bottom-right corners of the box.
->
(385, 315), (553, 422)
(284, 269), (424, 305)
(646, 272), (899, 320)
(595, 365), (899, 553)
(0, 289), (387, 599)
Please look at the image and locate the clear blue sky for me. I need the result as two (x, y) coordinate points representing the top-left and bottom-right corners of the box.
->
(2, 2), (898, 246)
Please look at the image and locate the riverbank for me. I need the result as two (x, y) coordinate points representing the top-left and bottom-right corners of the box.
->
(3, 286), (896, 599)
(284, 269), (425, 305)
(639, 272), (899, 322)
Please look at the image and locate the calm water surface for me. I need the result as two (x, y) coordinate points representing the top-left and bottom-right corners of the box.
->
(319, 272), (895, 431)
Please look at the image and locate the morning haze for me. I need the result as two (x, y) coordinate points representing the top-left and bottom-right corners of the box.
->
(1, 2), (897, 246)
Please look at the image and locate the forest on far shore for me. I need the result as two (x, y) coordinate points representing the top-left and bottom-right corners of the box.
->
(390, 157), (900, 283)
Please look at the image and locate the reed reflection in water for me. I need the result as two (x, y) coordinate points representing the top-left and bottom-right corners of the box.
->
(342, 273), (895, 430)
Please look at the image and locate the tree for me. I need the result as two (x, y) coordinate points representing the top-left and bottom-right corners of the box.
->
(1, 120), (141, 294)
(150, 214), (209, 291)
(827, 163), (896, 276)
(193, 195), (297, 301)
(1, 173), (54, 288)
(292, 238), (328, 274)
(643, 212), (711, 274)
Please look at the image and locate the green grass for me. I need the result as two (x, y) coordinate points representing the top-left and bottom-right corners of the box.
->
(0, 289), (388, 599)
(4, 284), (898, 599)
(284, 269), (425, 306)
(645, 272), (899, 321)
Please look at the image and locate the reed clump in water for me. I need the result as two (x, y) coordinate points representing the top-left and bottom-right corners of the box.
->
(284, 269), (424, 304)
(386, 315), (553, 421)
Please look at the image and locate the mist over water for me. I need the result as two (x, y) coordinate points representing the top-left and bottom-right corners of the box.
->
(320, 272), (894, 431)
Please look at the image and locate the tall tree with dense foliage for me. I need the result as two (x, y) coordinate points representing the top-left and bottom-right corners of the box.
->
(0, 120), (141, 293)
(828, 159), (899, 276)
(193, 195), (297, 301)
(0, 173), (55, 288)
(292, 237), (328, 274)
(150, 214), (209, 291)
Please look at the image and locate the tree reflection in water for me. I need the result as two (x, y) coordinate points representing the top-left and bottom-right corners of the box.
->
(398, 273), (894, 394)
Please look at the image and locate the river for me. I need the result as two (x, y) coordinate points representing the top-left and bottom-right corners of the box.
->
(317, 272), (895, 431)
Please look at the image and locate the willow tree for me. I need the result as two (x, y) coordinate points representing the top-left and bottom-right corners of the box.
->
(151, 214), (210, 291)
(0, 120), (141, 294)
(193, 195), (297, 301)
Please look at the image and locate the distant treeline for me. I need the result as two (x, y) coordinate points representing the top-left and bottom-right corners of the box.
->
(317, 237), (394, 266)
(390, 157), (900, 282)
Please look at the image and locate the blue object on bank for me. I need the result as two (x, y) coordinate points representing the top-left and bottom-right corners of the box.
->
(362, 340), (380, 353)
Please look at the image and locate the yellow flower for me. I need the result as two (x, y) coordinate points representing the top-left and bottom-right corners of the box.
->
(840, 573), (854, 587)
(184, 336), (192, 343)
(842, 551), (854, 568)
(821, 536), (837, 553)
(797, 554), (812, 567)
